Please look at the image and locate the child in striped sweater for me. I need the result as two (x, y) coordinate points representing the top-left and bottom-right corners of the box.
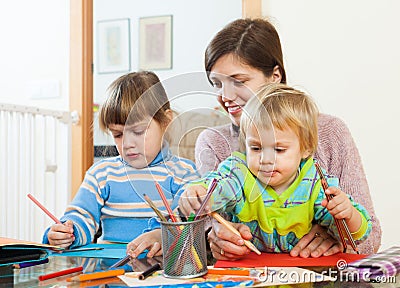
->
(43, 71), (199, 257)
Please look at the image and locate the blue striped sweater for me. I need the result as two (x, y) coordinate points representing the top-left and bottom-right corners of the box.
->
(42, 145), (199, 248)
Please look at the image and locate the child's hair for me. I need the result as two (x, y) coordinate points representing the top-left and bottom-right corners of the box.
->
(99, 71), (171, 132)
(240, 83), (319, 158)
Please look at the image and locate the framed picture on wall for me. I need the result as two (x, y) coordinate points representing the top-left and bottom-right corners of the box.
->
(139, 15), (172, 70)
(97, 18), (131, 74)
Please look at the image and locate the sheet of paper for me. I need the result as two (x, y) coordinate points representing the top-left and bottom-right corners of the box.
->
(214, 252), (367, 268)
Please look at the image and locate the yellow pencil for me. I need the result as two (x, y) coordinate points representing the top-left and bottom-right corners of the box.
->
(66, 269), (125, 282)
(210, 212), (261, 255)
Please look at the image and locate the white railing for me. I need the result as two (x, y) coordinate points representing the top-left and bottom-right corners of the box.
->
(0, 103), (72, 242)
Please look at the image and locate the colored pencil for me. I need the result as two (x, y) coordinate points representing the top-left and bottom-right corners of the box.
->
(143, 194), (168, 222)
(194, 178), (218, 220)
(38, 266), (83, 281)
(109, 255), (131, 269)
(154, 182), (177, 222)
(76, 277), (121, 287)
(314, 162), (358, 253)
(143, 193), (179, 237)
(27, 193), (61, 224)
(66, 268), (125, 282)
(207, 268), (250, 276)
(187, 212), (195, 222)
(14, 258), (49, 269)
(211, 212), (261, 255)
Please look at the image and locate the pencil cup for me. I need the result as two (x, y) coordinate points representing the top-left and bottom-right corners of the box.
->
(160, 218), (208, 279)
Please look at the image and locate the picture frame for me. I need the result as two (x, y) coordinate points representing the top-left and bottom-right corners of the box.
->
(97, 18), (131, 74)
(139, 15), (172, 70)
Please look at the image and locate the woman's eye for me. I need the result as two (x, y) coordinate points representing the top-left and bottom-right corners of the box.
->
(112, 133), (122, 139)
(233, 79), (245, 86)
(250, 146), (261, 151)
(275, 147), (286, 153)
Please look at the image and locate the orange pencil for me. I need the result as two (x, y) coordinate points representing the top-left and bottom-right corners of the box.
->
(66, 269), (125, 282)
(27, 193), (61, 224)
(76, 277), (121, 287)
(207, 268), (250, 276)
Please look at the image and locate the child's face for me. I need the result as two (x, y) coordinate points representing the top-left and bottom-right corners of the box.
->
(246, 124), (310, 194)
(109, 117), (165, 169)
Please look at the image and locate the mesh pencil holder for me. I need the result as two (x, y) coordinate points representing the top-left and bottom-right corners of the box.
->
(160, 218), (208, 279)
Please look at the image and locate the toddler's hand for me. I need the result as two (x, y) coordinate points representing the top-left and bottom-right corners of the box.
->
(178, 185), (208, 217)
(47, 220), (75, 248)
(321, 187), (353, 221)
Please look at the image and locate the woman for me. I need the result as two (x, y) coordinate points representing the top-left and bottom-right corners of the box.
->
(180, 18), (381, 258)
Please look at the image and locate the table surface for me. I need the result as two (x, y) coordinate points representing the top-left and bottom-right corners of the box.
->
(1, 255), (398, 288)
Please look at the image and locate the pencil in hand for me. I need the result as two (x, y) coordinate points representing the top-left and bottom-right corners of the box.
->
(27, 193), (61, 224)
(210, 212), (261, 255)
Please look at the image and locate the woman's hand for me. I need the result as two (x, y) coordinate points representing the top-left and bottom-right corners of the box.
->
(208, 218), (253, 260)
(290, 224), (343, 258)
(47, 220), (75, 248)
(178, 185), (208, 216)
(127, 229), (162, 258)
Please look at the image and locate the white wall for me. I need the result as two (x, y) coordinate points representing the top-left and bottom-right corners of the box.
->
(263, 0), (400, 251)
(0, 1), (70, 241)
(0, 0), (70, 111)
(94, 0), (242, 103)
(93, 0), (242, 145)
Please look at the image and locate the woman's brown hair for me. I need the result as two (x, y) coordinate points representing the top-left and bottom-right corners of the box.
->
(205, 18), (286, 84)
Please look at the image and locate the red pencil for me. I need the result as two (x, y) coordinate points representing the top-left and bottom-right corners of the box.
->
(38, 266), (83, 281)
(27, 193), (61, 224)
(154, 182), (177, 222)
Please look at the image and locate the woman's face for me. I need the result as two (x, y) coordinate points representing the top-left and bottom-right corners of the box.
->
(209, 53), (281, 126)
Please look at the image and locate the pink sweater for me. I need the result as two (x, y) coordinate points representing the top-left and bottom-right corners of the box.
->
(195, 113), (381, 254)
